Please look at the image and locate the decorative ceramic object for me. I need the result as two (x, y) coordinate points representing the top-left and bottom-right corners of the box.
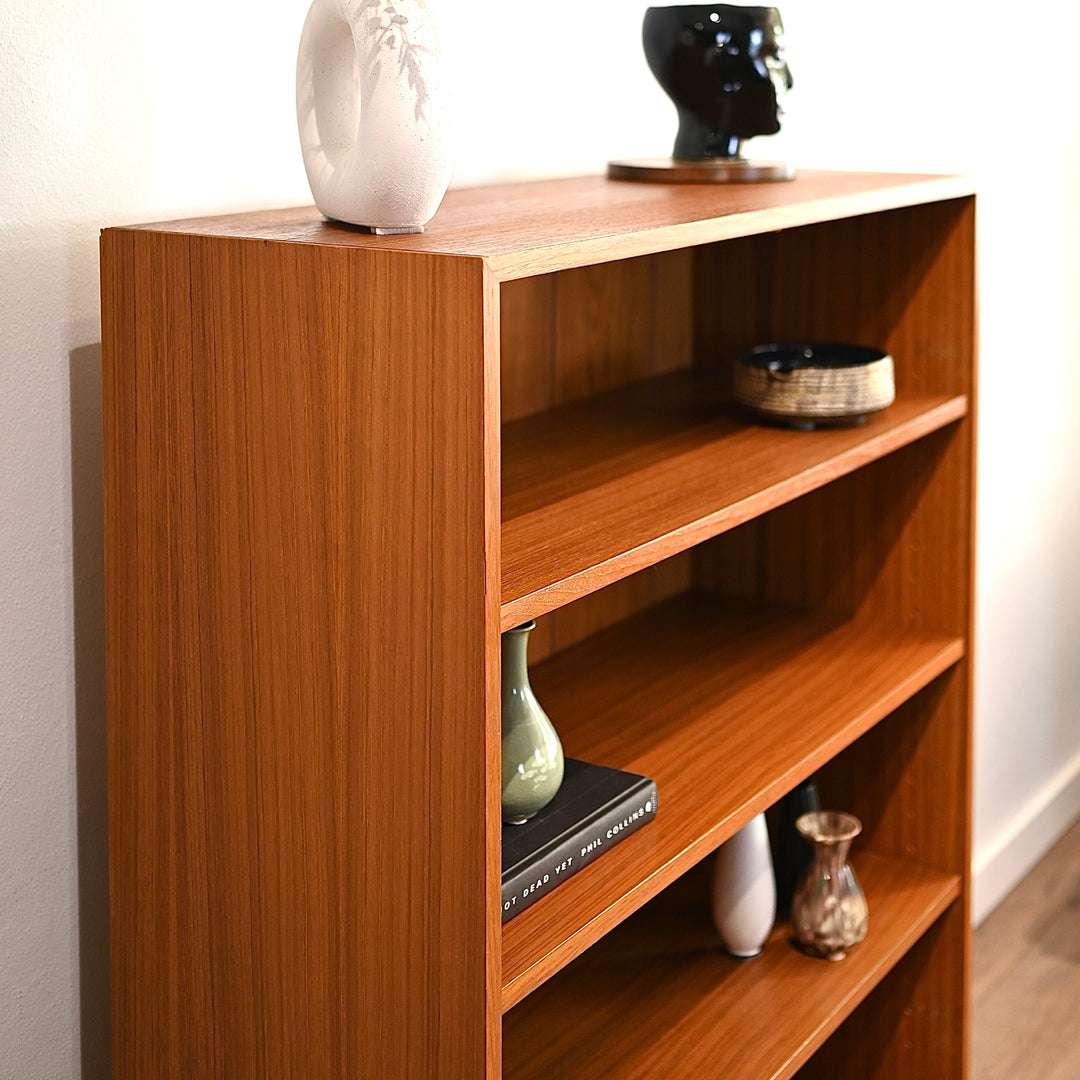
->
(733, 342), (895, 429)
(296, 0), (453, 232)
(775, 779), (820, 918)
(610, 4), (793, 183)
(791, 810), (869, 961)
(501, 621), (564, 825)
(711, 813), (776, 958)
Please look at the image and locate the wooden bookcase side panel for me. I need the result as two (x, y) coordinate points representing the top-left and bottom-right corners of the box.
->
(101, 232), (499, 1080)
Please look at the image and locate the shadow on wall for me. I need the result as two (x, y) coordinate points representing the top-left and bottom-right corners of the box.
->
(70, 342), (110, 1080)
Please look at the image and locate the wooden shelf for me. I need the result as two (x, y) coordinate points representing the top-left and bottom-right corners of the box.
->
(500, 594), (964, 1009)
(503, 852), (961, 1080)
(501, 374), (967, 628)
(135, 170), (974, 280)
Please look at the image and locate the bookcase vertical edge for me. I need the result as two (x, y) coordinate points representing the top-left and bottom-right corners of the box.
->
(101, 232), (499, 1079)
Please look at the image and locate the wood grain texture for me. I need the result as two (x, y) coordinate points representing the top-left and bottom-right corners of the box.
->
(809, 677), (973, 1079)
(500, 375), (966, 628)
(696, 428), (973, 631)
(500, 275), (555, 422)
(689, 187), (976, 1080)
(101, 231), (499, 1079)
(814, 665), (971, 878)
(694, 196), (977, 637)
(695, 200), (975, 392)
(500, 594), (964, 1008)
(793, 901), (968, 1080)
(501, 250), (694, 421)
(498, 249), (696, 646)
(103, 171), (976, 1080)
(504, 853), (961, 1080)
(528, 554), (693, 666)
(126, 171), (975, 280)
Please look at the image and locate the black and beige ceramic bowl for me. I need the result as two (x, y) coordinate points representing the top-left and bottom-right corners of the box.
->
(733, 342), (895, 429)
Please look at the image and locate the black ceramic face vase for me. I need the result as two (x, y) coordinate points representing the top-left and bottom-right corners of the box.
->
(643, 5), (793, 161)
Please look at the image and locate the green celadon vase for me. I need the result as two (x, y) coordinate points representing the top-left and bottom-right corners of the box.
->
(501, 621), (564, 824)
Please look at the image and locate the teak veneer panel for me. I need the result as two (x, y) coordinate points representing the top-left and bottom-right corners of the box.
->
(101, 231), (501, 1079)
(694, 199), (977, 398)
(103, 170), (975, 1080)
(500, 376), (967, 627)
(130, 171), (975, 279)
(795, 902), (968, 1080)
(503, 853), (961, 1080)
(500, 594), (964, 1008)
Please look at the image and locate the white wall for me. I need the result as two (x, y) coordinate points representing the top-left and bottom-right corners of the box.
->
(1, 1), (1077, 1076)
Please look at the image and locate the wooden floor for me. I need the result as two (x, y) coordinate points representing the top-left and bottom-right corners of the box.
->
(972, 816), (1080, 1080)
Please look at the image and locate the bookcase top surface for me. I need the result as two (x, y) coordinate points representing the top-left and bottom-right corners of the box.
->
(114, 169), (974, 280)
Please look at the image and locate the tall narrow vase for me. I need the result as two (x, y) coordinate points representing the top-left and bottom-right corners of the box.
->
(791, 810), (869, 960)
(775, 779), (820, 917)
(501, 621), (564, 825)
(711, 813), (776, 958)
(296, 0), (453, 232)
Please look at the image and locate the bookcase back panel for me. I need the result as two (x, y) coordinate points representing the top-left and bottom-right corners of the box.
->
(526, 555), (693, 665)
(500, 251), (694, 423)
(693, 199), (976, 401)
(812, 668), (972, 878)
(693, 428), (973, 638)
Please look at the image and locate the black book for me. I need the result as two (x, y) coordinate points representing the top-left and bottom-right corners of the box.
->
(501, 758), (658, 923)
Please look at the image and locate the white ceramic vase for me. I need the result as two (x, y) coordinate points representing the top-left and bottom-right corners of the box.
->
(711, 813), (777, 958)
(296, 0), (453, 233)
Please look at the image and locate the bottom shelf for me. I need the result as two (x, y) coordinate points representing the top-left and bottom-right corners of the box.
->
(502, 852), (961, 1080)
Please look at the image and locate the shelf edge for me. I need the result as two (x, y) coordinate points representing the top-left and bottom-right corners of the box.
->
(500, 394), (968, 630)
(500, 624), (966, 1010)
(502, 854), (962, 1080)
(486, 175), (977, 280)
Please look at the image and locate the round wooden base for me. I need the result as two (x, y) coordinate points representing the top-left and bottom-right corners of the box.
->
(607, 158), (795, 184)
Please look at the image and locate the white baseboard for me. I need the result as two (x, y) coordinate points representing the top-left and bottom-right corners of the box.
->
(972, 750), (1080, 926)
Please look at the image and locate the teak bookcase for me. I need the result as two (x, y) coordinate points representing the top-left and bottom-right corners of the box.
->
(101, 170), (976, 1079)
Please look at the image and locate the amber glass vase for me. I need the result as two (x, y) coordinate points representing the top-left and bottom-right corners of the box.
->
(790, 811), (869, 960)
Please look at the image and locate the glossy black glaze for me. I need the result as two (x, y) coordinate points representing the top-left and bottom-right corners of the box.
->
(742, 342), (889, 372)
(775, 779), (820, 918)
(643, 4), (792, 160)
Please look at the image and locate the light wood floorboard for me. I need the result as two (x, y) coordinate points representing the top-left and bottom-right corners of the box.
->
(972, 816), (1080, 1080)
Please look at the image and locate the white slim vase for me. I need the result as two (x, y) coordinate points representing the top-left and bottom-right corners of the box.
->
(296, 0), (453, 232)
(711, 813), (777, 958)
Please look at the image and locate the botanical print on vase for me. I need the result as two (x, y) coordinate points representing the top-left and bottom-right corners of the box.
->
(297, 0), (453, 232)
